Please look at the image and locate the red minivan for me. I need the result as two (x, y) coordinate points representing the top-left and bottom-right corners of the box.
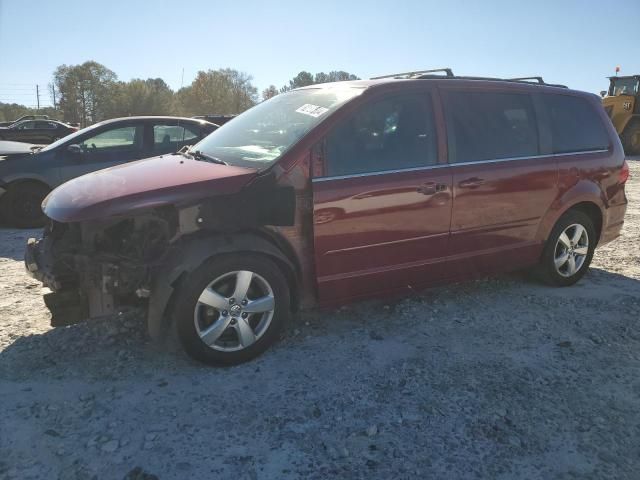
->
(26, 70), (629, 365)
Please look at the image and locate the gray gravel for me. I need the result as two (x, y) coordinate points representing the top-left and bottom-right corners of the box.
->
(1, 160), (639, 480)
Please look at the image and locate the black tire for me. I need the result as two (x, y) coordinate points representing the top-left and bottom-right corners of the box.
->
(621, 119), (640, 156)
(173, 253), (291, 366)
(534, 210), (596, 287)
(0, 182), (50, 228)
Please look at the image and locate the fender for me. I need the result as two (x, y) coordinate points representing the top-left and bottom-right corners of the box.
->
(146, 231), (298, 340)
(535, 179), (605, 244)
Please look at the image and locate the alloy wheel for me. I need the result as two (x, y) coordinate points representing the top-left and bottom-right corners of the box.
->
(193, 270), (275, 352)
(554, 223), (589, 277)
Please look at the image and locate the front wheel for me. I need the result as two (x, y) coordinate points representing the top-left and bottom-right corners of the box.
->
(534, 210), (596, 287)
(174, 253), (291, 366)
(0, 182), (50, 228)
(621, 120), (640, 156)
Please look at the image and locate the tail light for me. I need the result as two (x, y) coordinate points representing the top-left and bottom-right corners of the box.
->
(619, 160), (630, 184)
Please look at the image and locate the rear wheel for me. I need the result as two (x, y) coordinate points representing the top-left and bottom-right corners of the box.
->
(174, 254), (290, 366)
(621, 119), (640, 155)
(0, 182), (50, 228)
(534, 210), (596, 286)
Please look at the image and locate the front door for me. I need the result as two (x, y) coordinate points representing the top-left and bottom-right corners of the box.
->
(442, 89), (558, 274)
(57, 123), (147, 185)
(312, 91), (453, 303)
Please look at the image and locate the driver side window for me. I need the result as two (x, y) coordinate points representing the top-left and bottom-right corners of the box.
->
(324, 92), (437, 177)
(79, 126), (143, 153)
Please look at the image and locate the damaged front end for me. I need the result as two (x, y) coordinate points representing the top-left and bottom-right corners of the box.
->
(24, 153), (311, 339)
(26, 208), (177, 327)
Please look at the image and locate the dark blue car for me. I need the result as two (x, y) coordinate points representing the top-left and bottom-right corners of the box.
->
(0, 116), (218, 227)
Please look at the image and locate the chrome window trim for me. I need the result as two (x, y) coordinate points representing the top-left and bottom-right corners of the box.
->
(313, 163), (449, 182)
(311, 149), (610, 182)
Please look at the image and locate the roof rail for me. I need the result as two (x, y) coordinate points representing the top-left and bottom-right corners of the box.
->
(371, 68), (454, 80)
(509, 76), (545, 84)
(370, 69), (567, 88)
(506, 76), (567, 88)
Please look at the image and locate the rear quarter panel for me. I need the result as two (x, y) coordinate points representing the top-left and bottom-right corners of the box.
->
(535, 94), (626, 245)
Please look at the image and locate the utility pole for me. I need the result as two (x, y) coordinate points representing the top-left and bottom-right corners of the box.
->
(50, 84), (56, 110)
(180, 68), (185, 89)
(36, 85), (40, 110)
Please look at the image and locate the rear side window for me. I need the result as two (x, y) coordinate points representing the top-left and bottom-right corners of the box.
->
(153, 124), (200, 153)
(542, 95), (610, 154)
(325, 92), (437, 176)
(444, 91), (539, 163)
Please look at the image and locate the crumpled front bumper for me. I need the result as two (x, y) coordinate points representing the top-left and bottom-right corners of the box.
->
(25, 236), (89, 326)
(24, 237), (59, 289)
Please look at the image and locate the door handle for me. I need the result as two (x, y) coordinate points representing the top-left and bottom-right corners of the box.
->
(458, 177), (485, 188)
(417, 183), (447, 195)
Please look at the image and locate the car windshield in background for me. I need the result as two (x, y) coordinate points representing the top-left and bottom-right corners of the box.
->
(192, 87), (364, 169)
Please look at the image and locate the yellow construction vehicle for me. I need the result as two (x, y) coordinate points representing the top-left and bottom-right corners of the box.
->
(601, 75), (640, 155)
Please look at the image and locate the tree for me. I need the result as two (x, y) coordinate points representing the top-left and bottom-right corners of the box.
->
(280, 71), (315, 93)
(261, 85), (278, 101)
(107, 78), (174, 117)
(53, 61), (117, 126)
(281, 70), (360, 92)
(0, 103), (59, 123)
(316, 71), (360, 83)
(174, 68), (257, 116)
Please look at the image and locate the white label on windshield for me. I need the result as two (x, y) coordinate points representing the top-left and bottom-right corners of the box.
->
(296, 104), (329, 118)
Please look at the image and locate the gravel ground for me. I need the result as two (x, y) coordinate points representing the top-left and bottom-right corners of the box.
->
(1, 159), (639, 480)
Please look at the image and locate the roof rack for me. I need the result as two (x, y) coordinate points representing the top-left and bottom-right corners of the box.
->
(371, 68), (454, 80)
(508, 76), (545, 84)
(370, 69), (567, 88)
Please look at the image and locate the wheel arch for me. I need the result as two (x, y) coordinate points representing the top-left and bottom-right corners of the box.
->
(537, 196), (604, 247)
(536, 179), (607, 245)
(3, 177), (51, 191)
(146, 230), (301, 340)
(567, 202), (603, 244)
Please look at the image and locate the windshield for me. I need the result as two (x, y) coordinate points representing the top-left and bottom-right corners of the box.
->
(191, 86), (364, 169)
(610, 78), (639, 96)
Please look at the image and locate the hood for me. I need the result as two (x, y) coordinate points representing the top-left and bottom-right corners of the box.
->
(0, 140), (40, 155)
(43, 154), (258, 222)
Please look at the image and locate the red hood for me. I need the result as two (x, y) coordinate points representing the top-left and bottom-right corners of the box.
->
(43, 154), (258, 222)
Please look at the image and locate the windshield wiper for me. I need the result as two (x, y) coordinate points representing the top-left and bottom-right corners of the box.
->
(187, 149), (227, 165)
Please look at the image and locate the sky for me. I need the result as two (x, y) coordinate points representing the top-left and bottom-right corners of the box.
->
(1, 0), (639, 108)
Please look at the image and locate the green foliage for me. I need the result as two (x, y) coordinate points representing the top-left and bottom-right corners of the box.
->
(53, 61), (118, 126)
(3, 62), (361, 125)
(174, 69), (258, 116)
(280, 70), (360, 92)
(0, 103), (58, 123)
(107, 78), (174, 117)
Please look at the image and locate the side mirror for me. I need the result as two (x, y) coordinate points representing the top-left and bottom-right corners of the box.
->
(67, 144), (82, 154)
(600, 90), (607, 98)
